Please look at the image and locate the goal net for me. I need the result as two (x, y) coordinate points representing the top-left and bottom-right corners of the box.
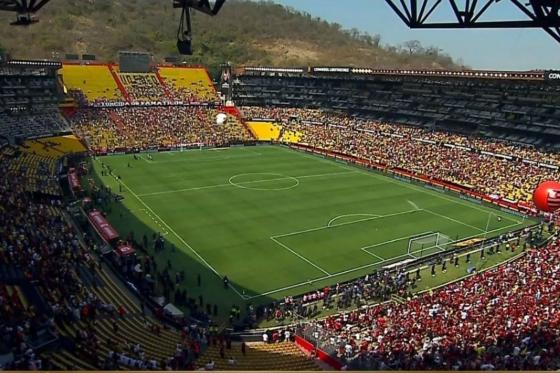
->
(407, 232), (451, 257)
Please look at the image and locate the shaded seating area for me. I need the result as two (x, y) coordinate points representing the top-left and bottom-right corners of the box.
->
(197, 342), (321, 371)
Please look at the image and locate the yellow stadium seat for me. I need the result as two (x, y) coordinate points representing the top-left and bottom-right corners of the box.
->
(62, 64), (122, 102)
(22, 135), (87, 158)
(247, 122), (282, 141)
(158, 67), (217, 102)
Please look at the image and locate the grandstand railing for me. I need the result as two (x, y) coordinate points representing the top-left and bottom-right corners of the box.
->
(294, 335), (343, 370)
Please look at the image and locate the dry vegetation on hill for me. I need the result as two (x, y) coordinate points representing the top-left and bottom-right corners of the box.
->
(0, 0), (460, 70)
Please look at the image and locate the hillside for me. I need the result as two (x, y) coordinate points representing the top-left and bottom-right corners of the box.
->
(0, 0), (459, 70)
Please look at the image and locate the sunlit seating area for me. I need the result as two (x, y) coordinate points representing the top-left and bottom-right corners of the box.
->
(158, 67), (217, 102)
(62, 64), (123, 103)
(197, 342), (321, 371)
(117, 73), (168, 102)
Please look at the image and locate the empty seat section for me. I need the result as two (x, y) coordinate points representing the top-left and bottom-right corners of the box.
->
(247, 122), (281, 141)
(62, 65), (122, 102)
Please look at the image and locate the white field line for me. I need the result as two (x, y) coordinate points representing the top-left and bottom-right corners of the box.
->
(137, 170), (357, 197)
(285, 147), (522, 225)
(360, 230), (433, 252)
(360, 250), (385, 261)
(327, 214), (381, 227)
(423, 208), (486, 233)
(142, 209), (169, 236)
(407, 200), (420, 210)
(270, 237), (330, 276)
(272, 209), (420, 239)
(110, 173), (249, 300)
(140, 152), (263, 164)
(106, 148), (529, 301)
(248, 220), (523, 300)
(138, 155), (154, 163)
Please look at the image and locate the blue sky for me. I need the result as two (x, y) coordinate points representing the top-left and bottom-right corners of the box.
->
(265, 0), (560, 71)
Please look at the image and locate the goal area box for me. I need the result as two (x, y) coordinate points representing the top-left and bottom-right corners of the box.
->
(407, 232), (451, 257)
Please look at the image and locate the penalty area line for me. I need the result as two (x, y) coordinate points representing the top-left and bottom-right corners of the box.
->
(270, 236), (331, 276)
(248, 220), (526, 300)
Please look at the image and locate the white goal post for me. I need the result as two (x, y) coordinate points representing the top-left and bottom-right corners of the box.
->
(407, 232), (451, 257)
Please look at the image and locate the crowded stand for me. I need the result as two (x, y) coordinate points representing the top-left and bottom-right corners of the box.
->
(239, 106), (560, 205)
(234, 68), (560, 150)
(158, 67), (218, 103)
(1, 61), (70, 142)
(2, 51), (560, 371)
(0, 109), (70, 143)
(0, 147), (208, 370)
(299, 236), (560, 370)
(117, 73), (168, 103)
(70, 107), (252, 153)
(61, 64), (123, 104)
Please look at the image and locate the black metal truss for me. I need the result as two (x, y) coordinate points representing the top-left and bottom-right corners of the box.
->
(385, 0), (560, 44)
(0, 0), (50, 13)
(172, 0), (227, 16)
(0, 0), (51, 24)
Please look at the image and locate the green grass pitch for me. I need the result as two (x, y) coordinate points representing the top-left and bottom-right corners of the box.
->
(91, 145), (534, 309)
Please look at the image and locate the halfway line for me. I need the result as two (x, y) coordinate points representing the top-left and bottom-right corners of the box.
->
(137, 170), (357, 197)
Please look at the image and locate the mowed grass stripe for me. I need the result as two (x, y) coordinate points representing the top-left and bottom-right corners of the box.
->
(94, 146), (534, 302)
(137, 170), (357, 197)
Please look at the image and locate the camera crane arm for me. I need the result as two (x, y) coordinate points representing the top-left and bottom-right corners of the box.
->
(174, 0), (228, 55)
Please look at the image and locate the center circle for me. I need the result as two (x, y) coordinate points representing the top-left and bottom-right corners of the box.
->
(228, 173), (300, 191)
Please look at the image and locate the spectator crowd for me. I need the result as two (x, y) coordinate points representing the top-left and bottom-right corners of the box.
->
(71, 107), (252, 152)
(299, 236), (560, 370)
(241, 106), (560, 205)
(0, 147), (212, 370)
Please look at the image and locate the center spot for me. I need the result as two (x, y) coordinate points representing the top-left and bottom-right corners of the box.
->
(228, 173), (300, 191)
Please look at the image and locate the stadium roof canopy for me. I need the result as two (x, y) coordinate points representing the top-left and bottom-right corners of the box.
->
(385, 0), (560, 44)
(0, 0), (558, 44)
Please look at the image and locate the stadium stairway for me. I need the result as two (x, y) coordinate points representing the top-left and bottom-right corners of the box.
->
(42, 215), (184, 370)
(49, 263), (183, 369)
(154, 69), (174, 100)
(108, 64), (131, 102)
(196, 342), (322, 371)
(45, 350), (98, 371)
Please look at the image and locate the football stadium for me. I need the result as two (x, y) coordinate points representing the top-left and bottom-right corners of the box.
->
(0, 0), (560, 371)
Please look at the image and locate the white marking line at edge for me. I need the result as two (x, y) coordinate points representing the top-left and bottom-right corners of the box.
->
(137, 170), (357, 197)
(272, 209), (420, 239)
(248, 220), (522, 300)
(327, 214), (382, 227)
(109, 172), (249, 300)
(270, 236), (331, 276)
(423, 208), (486, 233)
(360, 250), (385, 261)
(285, 146), (522, 225)
(407, 200), (420, 210)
